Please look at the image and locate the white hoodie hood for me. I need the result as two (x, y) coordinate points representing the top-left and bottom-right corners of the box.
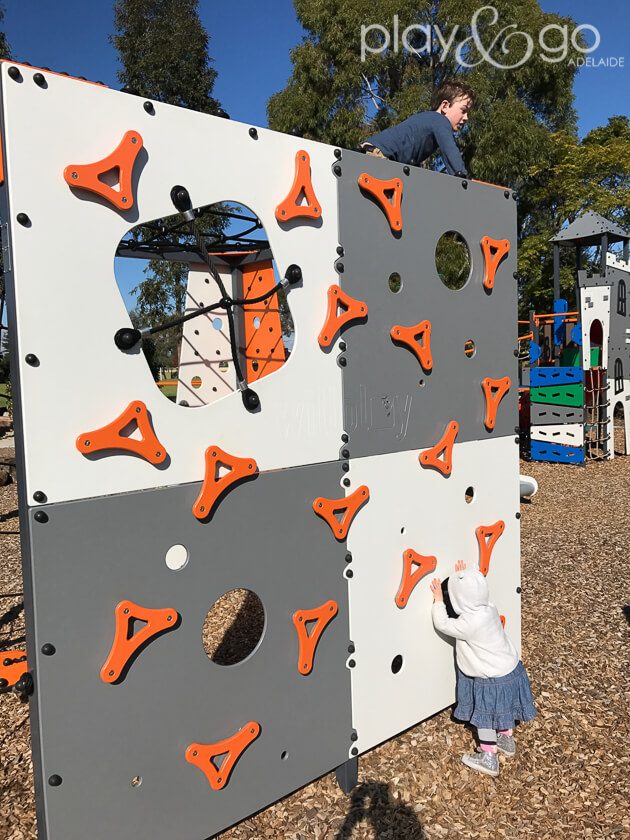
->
(432, 569), (519, 678)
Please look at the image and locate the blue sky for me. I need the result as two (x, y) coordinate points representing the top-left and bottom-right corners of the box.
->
(3, 1), (627, 310)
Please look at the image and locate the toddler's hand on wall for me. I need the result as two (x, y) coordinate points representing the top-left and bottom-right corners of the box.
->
(454, 559), (466, 573)
(430, 578), (443, 601)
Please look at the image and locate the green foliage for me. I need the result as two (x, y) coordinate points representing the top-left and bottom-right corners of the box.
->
(519, 116), (630, 314)
(112, 0), (219, 113)
(0, 3), (11, 59)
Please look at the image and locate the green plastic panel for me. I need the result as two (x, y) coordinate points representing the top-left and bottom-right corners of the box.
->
(530, 383), (584, 407)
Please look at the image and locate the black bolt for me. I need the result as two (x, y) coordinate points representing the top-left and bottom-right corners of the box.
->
(516, 512), (521, 519)
(336, 261), (344, 273)
(514, 426), (520, 435)
(41, 643), (56, 656)
(512, 193), (518, 201)
(48, 775), (63, 787)
(34, 510), (48, 524)
(336, 245), (344, 256)
(7, 66), (21, 81)
(33, 73), (46, 88)
(242, 388), (260, 411)
(0, 678), (7, 688)
(513, 349), (519, 357)
(143, 101), (155, 114)
(17, 212), (30, 226)
(350, 732), (358, 741)
(343, 478), (350, 487)
(33, 491), (47, 503)
(346, 569), (353, 578)
(341, 448), (350, 459)
(341, 433), (349, 443)
(348, 659), (356, 668)
(334, 148), (342, 159)
(25, 353), (39, 366)
(504, 190), (510, 199)
(516, 586), (522, 594)
(249, 127), (258, 139)
(461, 180), (468, 189)
(515, 437), (520, 444)
(347, 646), (355, 657)
(513, 272), (519, 279)
(333, 164), (342, 176)
(403, 165), (410, 175)
(285, 264), (302, 285)
(338, 356), (347, 367)
(339, 341), (347, 352)
(114, 328), (142, 351)
(215, 108), (230, 119)
(342, 462), (350, 472)
(351, 747), (359, 756)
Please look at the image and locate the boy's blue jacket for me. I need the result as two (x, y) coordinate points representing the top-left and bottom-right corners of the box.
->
(364, 111), (468, 176)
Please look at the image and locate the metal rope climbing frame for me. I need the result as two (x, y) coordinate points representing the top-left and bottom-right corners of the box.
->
(0, 62), (521, 840)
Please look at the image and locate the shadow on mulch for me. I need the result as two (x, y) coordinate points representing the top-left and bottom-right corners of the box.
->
(335, 782), (426, 839)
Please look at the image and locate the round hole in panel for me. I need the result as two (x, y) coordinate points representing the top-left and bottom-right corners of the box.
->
(191, 376), (202, 389)
(465, 487), (475, 504)
(418, 379), (425, 388)
(165, 544), (189, 571)
(131, 776), (142, 788)
(253, 316), (261, 329)
(212, 317), (223, 330)
(281, 750), (289, 761)
(435, 231), (471, 290)
(400, 526), (405, 534)
(391, 655), (403, 674)
(464, 339), (476, 358)
(388, 272), (402, 294)
(203, 589), (265, 666)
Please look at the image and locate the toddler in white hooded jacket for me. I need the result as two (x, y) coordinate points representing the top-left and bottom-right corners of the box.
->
(430, 560), (536, 777)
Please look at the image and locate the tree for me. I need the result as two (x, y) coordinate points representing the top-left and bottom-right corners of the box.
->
(112, 0), (225, 371)
(0, 2), (11, 59)
(519, 116), (630, 314)
(268, 1), (594, 316)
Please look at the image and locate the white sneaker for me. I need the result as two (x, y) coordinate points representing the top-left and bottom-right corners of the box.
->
(462, 749), (499, 777)
(496, 732), (516, 757)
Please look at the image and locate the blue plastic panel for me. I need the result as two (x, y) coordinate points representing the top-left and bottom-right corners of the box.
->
(530, 367), (584, 387)
(530, 439), (584, 464)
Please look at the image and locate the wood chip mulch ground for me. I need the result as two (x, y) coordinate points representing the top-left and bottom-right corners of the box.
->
(1, 452), (628, 840)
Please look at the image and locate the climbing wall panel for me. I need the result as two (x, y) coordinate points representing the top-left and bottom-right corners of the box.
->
(25, 461), (352, 840)
(345, 436), (520, 756)
(176, 263), (237, 406)
(0, 66), (343, 505)
(335, 151), (518, 458)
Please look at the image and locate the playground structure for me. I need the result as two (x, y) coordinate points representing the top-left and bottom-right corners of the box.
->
(520, 212), (630, 464)
(0, 61), (519, 840)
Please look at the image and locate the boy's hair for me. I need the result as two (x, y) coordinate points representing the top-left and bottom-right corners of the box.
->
(430, 79), (476, 110)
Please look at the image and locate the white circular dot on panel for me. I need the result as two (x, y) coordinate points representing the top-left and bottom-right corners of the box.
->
(165, 544), (189, 571)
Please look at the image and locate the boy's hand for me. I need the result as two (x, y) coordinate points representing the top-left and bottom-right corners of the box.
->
(430, 578), (443, 602)
(454, 560), (466, 573)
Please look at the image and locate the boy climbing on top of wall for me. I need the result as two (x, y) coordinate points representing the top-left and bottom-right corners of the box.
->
(361, 79), (475, 177)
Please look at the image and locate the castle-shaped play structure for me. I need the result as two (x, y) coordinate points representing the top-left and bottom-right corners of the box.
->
(0, 61), (520, 840)
(521, 212), (630, 464)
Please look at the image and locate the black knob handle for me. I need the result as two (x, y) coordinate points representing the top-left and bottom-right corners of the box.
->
(242, 388), (260, 411)
(285, 264), (302, 285)
(114, 328), (142, 350)
(170, 185), (192, 214)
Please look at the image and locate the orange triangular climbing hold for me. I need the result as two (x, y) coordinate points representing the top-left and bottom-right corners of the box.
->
(390, 319), (433, 371)
(100, 600), (179, 683)
(275, 149), (322, 221)
(63, 130), (143, 211)
(481, 376), (511, 431)
(293, 599), (338, 675)
(192, 446), (258, 520)
(186, 721), (261, 791)
(76, 400), (167, 465)
(312, 485), (370, 540)
(419, 421), (459, 477)
(395, 550), (437, 609)
(357, 172), (403, 232)
(481, 236), (510, 290)
(476, 520), (505, 576)
(318, 285), (368, 348)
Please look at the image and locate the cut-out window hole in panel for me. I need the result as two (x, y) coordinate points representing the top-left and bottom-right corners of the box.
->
(202, 589), (265, 666)
(115, 201), (294, 409)
(435, 231), (471, 290)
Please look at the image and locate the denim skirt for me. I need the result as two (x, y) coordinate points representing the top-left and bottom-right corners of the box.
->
(453, 661), (536, 731)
